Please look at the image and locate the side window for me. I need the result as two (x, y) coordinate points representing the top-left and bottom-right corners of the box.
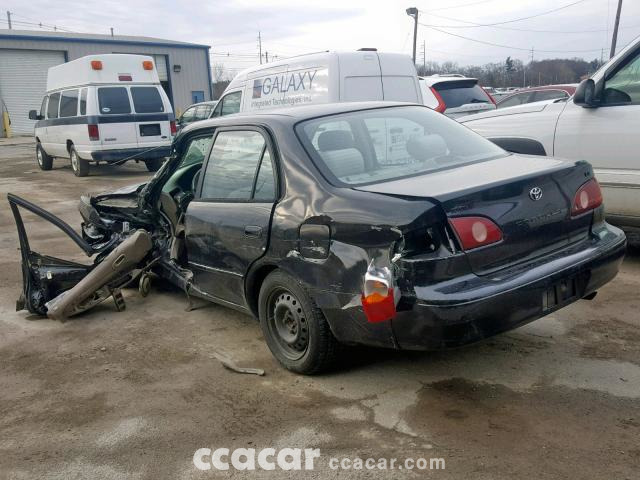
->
(162, 134), (213, 195)
(180, 107), (196, 123)
(47, 92), (60, 119)
(498, 92), (530, 108)
(604, 50), (640, 104)
(203, 104), (215, 118)
(200, 130), (265, 200)
(98, 87), (131, 114)
(253, 150), (276, 201)
(181, 135), (214, 168)
(79, 88), (87, 115)
(194, 105), (208, 120)
(215, 91), (242, 116)
(59, 89), (79, 117)
(532, 90), (568, 102)
(40, 97), (48, 117)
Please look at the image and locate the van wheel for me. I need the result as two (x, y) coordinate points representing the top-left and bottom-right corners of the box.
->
(258, 270), (340, 374)
(70, 147), (89, 177)
(36, 143), (53, 171)
(144, 158), (164, 172)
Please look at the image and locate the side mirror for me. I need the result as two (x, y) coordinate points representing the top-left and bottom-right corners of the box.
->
(28, 110), (42, 120)
(573, 79), (597, 107)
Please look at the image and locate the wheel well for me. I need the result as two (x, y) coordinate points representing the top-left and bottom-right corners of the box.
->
(245, 264), (278, 318)
(66, 140), (74, 153)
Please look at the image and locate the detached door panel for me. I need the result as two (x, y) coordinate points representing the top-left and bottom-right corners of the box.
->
(184, 129), (277, 307)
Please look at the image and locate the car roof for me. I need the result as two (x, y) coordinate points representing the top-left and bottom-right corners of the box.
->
(180, 101), (423, 134)
(420, 75), (478, 87)
(187, 101), (218, 108)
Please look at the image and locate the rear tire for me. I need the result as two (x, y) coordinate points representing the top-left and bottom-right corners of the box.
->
(144, 158), (164, 172)
(258, 270), (339, 374)
(70, 146), (89, 177)
(36, 143), (53, 171)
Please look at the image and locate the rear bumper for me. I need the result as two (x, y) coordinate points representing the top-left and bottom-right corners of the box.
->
(318, 224), (626, 350)
(392, 224), (626, 349)
(90, 146), (171, 163)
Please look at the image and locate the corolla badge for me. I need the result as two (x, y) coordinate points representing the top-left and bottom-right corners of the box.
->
(529, 187), (543, 201)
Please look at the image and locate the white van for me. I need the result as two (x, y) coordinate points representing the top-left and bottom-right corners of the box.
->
(210, 49), (423, 117)
(29, 54), (175, 177)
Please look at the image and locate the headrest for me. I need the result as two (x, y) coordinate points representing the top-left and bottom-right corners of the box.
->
(317, 130), (354, 152)
(406, 135), (448, 161)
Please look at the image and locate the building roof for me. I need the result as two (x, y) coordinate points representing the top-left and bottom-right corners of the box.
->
(0, 29), (209, 49)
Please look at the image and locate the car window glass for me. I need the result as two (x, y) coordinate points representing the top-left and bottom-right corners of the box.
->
(47, 92), (60, 119)
(298, 106), (507, 186)
(310, 120), (352, 150)
(162, 135), (213, 194)
(532, 90), (568, 102)
(253, 149), (276, 201)
(131, 87), (165, 113)
(195, 105), (209, 120)
(364, 117), (425, 164)
(221, 92), (242, 116)
(40, 97), (48, 117)
(434, 81), (490, 108)
(201, 131), (265, 200)
(605, 51), (640, 104)
(59, 89), (79, 117)
(98, 87), (131, 114)
(181, 107), (196, 123)
(79, 88), (87, 115)
(497, 92), (530, 108)
(203, 105), (215, 118)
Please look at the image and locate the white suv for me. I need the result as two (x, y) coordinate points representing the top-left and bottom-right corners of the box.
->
(420, 75), (496, 118)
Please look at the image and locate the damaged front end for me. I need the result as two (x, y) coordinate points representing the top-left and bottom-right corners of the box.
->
(8, 193), (155, 320)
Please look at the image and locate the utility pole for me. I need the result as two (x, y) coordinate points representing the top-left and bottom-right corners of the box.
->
(258, 31), (263, 65)
(610, 0), (623, 58)
(406, 8), (419, 64)
(110, 27), (114, 37)
(422, 40), (426, 72)
(6, 11), (12, 29)
(265, 51), (269, 63)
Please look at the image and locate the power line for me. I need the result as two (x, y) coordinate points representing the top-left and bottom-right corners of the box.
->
(424, 0), (497, 12)
(419, 20), (640, 34)
(422, 24), (605, 53)
(423, 0), (589, 28)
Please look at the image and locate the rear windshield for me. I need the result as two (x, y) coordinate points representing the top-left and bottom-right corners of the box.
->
(296, 106), (507, 187)
(98, 87), (131, 114)
(131, 87), (165, 113)
(434, 80), (490, 108)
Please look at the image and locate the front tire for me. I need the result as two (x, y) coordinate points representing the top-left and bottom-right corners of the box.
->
(258, 270), (339, 374)
(36, 143), (53, 171)
(144, 158), (164, 172)
(70, 146), (89, 177)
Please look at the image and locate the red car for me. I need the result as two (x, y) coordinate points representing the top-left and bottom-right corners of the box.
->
(497, 84), (578, 109)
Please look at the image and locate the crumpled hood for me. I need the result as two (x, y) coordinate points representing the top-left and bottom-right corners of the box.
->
(92, 182), (147, 202)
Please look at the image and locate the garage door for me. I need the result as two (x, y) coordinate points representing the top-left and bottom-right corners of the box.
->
(0, 49), (65, 136)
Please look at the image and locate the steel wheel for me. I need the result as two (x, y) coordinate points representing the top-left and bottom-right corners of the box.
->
(71, 150), (79, 171)
(37, 148), (43, 167)
(266, 288), (309, 361)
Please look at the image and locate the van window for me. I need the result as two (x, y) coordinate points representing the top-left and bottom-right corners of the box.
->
(79, 88), (87, 115)
(98, 87), (131, 114)
(40, 97), (48, 118)
(47, 93), (60, 119)
(213, 92), (242, 117)
(60, 89), (79, 117)
(131, 87), (165, 113)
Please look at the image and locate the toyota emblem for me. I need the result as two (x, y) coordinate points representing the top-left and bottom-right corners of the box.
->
(529, 187), (543, 201)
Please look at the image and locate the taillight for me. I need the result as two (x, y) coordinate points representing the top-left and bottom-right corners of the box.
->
(572, 179), (602, 217)
(87, 124), (99, 141)
(429, 87), (446, 113)
(485, 90), (497, 105)
(361, 263), (396, 323)
(449, 217), (503, 250)
(170, 120), (177, 135)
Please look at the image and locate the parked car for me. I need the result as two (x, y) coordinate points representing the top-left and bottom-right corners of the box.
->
(29, 54), (175, 176)
(176, 100), (218, 131)
(9, 102), (625, 374)
(460, 35), (640, 233)
(496, 84), (577, 109)
(420, 75), (496, 118)
(212, 49), (422, 118)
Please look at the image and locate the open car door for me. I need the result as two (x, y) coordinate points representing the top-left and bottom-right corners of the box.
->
(8, 194), (153, 320)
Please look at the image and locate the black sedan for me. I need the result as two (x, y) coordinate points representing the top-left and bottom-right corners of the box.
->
(9, 102), (626, 374)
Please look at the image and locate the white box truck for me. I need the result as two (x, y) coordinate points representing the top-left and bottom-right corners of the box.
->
(29, 54), (175, 177)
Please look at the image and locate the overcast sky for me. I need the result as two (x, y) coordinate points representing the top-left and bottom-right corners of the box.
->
(3, 0), (640, 78)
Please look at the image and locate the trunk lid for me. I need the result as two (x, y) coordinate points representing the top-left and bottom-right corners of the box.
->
(355, 154), (594, 274)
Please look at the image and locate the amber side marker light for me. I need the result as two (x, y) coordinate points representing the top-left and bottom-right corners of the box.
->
(91, 60), (103, 70)
(142, 60), (154, 70)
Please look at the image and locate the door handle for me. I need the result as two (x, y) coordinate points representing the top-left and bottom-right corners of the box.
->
(244, 225), (263, 238)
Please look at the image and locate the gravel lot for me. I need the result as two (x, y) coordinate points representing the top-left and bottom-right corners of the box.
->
(1, 138), (639, 479)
